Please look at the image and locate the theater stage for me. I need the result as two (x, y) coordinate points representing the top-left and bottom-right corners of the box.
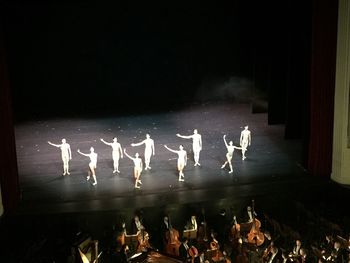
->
(14, 102), (304, 214)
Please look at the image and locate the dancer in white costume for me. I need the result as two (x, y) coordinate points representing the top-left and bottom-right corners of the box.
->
(164, 145), (187, 182)
(48, 139), (72, 175)
(131, 134), (155, 170)
(77, 147), (98, 185)
(240, 126), (251, 160)
(176, 129), (202, 166)
(124, 149), (143, 189)
(100, 137), (123, 173)
(221, 135), (242, 173)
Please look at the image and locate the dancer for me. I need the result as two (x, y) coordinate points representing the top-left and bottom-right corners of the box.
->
(131, 134), (155, 170)
(221, 135), (242, 174)
(77, 147), (98, 185)
(124, 148), (143, 189)
(240, 125), (251, 160)
(48, 139), (72, 175)
(176, 129), (202, 166)
(100, 137), (123, 173)
(164, 145), (187, 182)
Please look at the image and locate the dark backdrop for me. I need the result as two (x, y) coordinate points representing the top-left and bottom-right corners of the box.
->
(2, 0), (311, 133)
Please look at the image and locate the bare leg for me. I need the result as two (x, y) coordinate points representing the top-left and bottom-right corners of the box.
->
(194, 151), (201, 166)
(145, 154), (151, 170)
(242, 148), (246, 160)
(89, 164), (97, 185)
(221, 161), (228, 169)
(62, 157), (70, 175)
(135, 174), (141, 188)
(113, 157), (120, 173)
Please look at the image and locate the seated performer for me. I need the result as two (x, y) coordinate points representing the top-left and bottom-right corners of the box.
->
(48, 138), (72, 175)
(131, 134), (155, 170)
(100, 137), (123, 173)
(124, 148), (143, 189)
(176, 129), (202, 166)
(77, 147), (98, 186)
(164, 144), (187, 182)
(221, 135), (242, 174)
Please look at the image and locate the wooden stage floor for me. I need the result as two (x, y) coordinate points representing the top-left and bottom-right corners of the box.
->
(14, 102), (304, 214)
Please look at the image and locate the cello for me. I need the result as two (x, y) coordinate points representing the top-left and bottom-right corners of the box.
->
(165, 215), (181, 256)
(137, 227), (152, 253)
(247, 200), (265, 246)
(231, 215), (241, 241)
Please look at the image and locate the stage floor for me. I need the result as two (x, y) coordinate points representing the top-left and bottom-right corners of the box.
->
(14, 102), (304, 214)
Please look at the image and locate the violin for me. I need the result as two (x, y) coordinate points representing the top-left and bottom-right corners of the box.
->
(247, 200), (265, 246)
(210, 233), (231, 263)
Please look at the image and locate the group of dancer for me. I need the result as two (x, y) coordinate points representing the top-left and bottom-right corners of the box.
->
(47, 126), (251, 188)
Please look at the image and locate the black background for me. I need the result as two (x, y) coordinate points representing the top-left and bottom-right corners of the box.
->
(2, 0), (311, 123)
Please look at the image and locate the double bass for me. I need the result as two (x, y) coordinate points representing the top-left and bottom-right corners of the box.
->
(165, 215), (181, 256)
(247, 200), (265, 246)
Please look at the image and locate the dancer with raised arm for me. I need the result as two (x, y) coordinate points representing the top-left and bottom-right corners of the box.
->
(164, 145), (187, 182)
(131, 134), (155, 170)
(124, 148), (143, 189)
(100, 137), (123, 173)
(77, 147), (98, 186)
(221, 135), (242, 174)
(48, 139), (72, 175)
(240, 125), (251, 160)
(176, 129), (202, 166)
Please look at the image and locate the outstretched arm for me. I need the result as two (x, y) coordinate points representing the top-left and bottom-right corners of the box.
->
(131, 140), (145, 147)
(233, 146), (242, 150)
(223, 135), (229, 148)
(123, 148), (133, 160)
(176, 134), (192, 139)
(100, 138), (112, 146)
(77, 149), (89, 157)
(48, 141), (60, 147)
(164, 145), (177, 153)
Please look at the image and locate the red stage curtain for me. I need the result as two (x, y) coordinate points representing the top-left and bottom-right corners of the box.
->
(308, 0), (338, 177)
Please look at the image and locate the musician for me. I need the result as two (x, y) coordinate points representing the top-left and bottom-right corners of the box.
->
(246, 206), (255, 223)
(117, 244), (130, 263)
(331, 241), (347, 263)
(290, 240), (302, 258)
(320, 234), (334, 260)
(161, 216), (170, 250)
(179, 237), (190, 261)
(185, 215), (198, 231)
(299, 248), (309, 263)
(282, 252), (291, 263)
(213, 209), (229, 245)
(131, 215), (143, 235)
(266, 246), (281, 263)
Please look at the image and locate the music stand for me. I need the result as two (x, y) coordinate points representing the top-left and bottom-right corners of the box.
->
(124, 234), (139, 252)
(183, 229), (197, 239)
